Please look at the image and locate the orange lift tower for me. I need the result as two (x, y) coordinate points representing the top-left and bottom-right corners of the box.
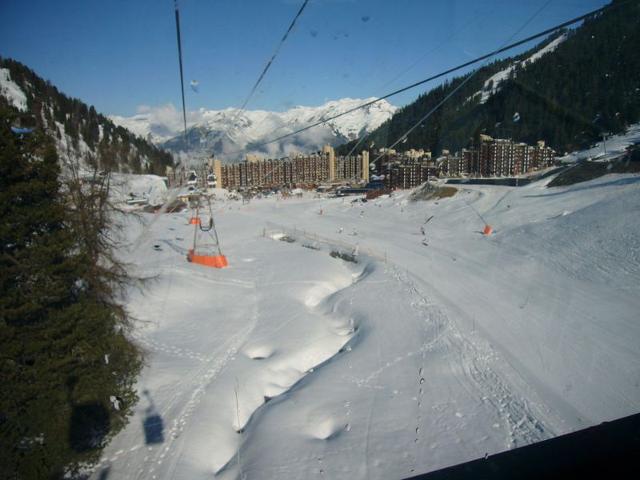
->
(187, 194), (228, 268)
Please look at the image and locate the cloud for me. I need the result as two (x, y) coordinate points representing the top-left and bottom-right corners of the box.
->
(134, 103), (206, 138)
(110, 97), (396, 161)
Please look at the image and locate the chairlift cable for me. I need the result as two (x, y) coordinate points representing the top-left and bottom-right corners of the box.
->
(221, 0), (311, 148)
(374, 3), (500, 94)
(369, 0), (552, 167)
(370, 0), (552, 235)
(220, 1), (624, 159)
(174, 0), (189, 158)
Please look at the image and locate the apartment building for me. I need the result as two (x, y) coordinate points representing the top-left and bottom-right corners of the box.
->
(216, 145), (369, 189)
(442, 137), (556, 178)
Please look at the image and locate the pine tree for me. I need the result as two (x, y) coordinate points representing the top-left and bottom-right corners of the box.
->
(0, 106), (142, 479)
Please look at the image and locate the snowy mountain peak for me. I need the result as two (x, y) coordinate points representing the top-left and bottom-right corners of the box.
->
(109, 98), (397, 161)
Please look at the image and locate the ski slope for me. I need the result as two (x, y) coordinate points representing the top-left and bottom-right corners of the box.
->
(470, 34), (567, 104)
(92, 171), (640, 479)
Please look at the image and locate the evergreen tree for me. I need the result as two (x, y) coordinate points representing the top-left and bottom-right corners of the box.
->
(0, 106), (142, 479)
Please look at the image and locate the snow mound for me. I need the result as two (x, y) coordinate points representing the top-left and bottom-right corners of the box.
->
(307, 415), (348, 440)
(303, 278), (351, 307)
(243, 344), (276, 360)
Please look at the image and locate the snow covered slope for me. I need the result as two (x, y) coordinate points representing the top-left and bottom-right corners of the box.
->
(558, 122), (640, 162)
(91, 169), (640, 479)
(109, 98), (396, 160)
(0, 68), (28, 111)
(109, 174), (168, 207)
(471, 34), (567, 104)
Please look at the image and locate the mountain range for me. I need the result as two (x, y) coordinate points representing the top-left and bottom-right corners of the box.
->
(2, 0), (638, 173)
(109, 98), (397, 162)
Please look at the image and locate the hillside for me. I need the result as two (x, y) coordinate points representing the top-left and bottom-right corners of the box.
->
(0, 58), (174, 174)
(338, 0), (640, 157)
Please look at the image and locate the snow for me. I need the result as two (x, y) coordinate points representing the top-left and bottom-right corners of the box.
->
(0, 67), (28, 111)
(558, 122), (640, 163)
(472, 34), (567, 104)
(110, 174), (168, 207)
(52, 121), (96, 170)
(91, 168), (640, 479)
(109, 98), (397, 160)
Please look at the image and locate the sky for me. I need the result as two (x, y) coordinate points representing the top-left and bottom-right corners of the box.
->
(0, 0), (608, 118)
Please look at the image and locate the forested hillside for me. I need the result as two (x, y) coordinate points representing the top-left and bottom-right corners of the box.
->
(0, 58), (174, 174)
(338, 0), (640, 156)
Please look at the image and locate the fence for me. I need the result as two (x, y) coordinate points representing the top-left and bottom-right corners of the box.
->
(262, 221), (389, 264)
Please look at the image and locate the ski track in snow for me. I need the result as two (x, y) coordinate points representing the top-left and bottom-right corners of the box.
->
(253, 225), (550, 474)
(387, 264), (549, 450)
(281, 222), (551, 450)
(94, 318), (256, 477)
(92, 170), (640, 479)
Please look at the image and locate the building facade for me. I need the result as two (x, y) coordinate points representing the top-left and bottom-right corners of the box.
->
(217, 145), (369, 189)
(440, 137), (555, 178)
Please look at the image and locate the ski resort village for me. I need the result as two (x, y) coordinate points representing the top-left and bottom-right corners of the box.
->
(83, 126), (640, 480)
(1, 1), (640, 479)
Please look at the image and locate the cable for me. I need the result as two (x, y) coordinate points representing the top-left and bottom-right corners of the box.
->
(342, 4), (501, 160)
(229, 2), (517, 160)
(174, 0), (189, 157)
(369, 0), (552, 186)
(221, 1), (620, 158)
(374, 3), (500, 94)
(223, 0), (311, 147)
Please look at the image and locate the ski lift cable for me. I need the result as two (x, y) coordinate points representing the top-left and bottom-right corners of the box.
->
(455, 1), (553, 221)
(374, 2), (501, 95)
(222, 0), (311, 142)
(174, 0), (189, 159)
(220, 1), (624, 159)
(343, 132), (370, 160)
(369, 0), (552, 232)
(369, 0), (553, 167)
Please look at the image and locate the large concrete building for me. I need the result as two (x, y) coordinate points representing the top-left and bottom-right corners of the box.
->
(439, 137), (555, 178)
(167, 137), (556, 190)
(386, 162), (437, 189)
(216, 145), (370, 189)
